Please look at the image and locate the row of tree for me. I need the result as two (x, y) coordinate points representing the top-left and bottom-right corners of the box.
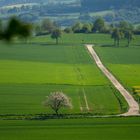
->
(64, 18), (135, 34)
(63, 18), (135, 47)
(111, 28), (133, 47)
(64, 18), (105, 34)
(0, 17), (62, 44)
(0, 17), (137, 46)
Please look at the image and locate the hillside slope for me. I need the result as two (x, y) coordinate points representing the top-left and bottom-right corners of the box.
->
(81, 0), (140, 11)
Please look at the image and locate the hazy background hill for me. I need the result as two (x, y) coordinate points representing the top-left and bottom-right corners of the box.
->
(0, 0), (140, 26)
(1, 0), (140, 10)
(81, 0), (140, 11)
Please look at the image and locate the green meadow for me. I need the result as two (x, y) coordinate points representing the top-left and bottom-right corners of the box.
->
(0, 33), (140, 140)
(95, 46), (140, 88)
(0, 36), (127, 115)
(0, 117), (140, 140)
(1, 33), (140, 115)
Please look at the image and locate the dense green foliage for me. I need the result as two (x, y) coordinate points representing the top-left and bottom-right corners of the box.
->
(0, 17), (32, 42)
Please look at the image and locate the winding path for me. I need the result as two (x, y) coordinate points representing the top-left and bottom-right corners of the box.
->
(86, 44), (139, 116)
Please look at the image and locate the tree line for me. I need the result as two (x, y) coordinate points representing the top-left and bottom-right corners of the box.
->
(63, 18), (137, 47)
(36, 18), (137, 47)
(1, 16), (139, 47)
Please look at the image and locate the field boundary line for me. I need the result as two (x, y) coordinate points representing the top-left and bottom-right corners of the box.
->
(86, 44), (139, 116)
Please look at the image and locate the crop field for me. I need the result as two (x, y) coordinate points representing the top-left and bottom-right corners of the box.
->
(1, 33), (140, 140)
(0, 36), (127, 115)
(95, 46), (140, 88)
(0, 117), (140, 140)
(31, 33), (113, 45)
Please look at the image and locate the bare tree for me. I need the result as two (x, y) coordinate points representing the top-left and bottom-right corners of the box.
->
(44, 92), (72, 115)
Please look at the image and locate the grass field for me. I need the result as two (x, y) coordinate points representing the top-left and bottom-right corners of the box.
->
(1, 33), (140, 140)
(0, 117), (140, 140)
(95, 46), (140, 87)
(0, 36), (127, 115)
(0, 84), (123, 115)
(31, 33), (140, 47)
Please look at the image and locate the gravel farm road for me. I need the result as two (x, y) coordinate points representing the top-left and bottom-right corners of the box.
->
(86, 44), (139, 116)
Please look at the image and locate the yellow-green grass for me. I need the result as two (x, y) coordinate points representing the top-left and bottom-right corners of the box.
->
(134, 90), (140, 93)
(1, 117), (140, 140)
(0, 60), (107, 85)
(133, 86), (140, 89)
(106, 64), (140, 87)
(0, 44), (107, 85)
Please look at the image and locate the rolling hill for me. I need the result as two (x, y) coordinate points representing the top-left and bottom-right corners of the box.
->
(0, 0), (140, 25)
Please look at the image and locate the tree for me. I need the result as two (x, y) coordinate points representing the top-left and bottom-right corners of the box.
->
(93, 18), (105, 33)
(111, 28), (124, 47)
(64, 27), (73, 34)
(136, 25), (140, 31)
(124, 30), (134, 47)
(1, 17), (32, 42)
(41, 19), (57, 34)
(81, 23), (92, 33)
(44, 92), (72, 115)
(18, 23), (32, 41)
(35, 25), (42, 36)
(51, 28), (62, 44)
(4, 17), (22, 41)
(72, 22), (83, 33)
(118, 21), (133, 31)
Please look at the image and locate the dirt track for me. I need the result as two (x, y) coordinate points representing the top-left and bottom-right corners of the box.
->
(86, 44), (139, 116)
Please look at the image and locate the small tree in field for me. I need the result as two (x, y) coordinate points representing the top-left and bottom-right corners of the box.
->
(124, 30), (134, 47)
(51, 29), (62, 44)
(44, 92), (72, 115)
(111, 28), (124, 47)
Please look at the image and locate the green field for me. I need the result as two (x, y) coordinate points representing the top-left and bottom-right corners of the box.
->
(0, 117), (140, 140)
(31, 33), (140, 47)
(1, 33), (140, 140)
(0, 36), (127, 115)
(0, 84), (123, 115)
(0, 44), (107, 85)
(95, 46), (140, 88)
(1, 33), (140, 115)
